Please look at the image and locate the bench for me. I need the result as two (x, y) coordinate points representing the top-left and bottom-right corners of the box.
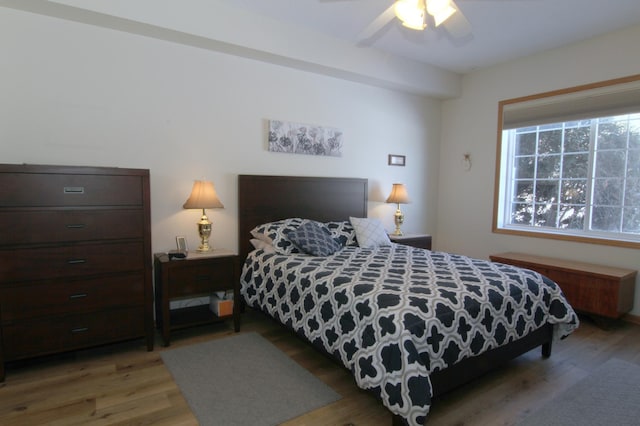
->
(490, 252), (637, 320)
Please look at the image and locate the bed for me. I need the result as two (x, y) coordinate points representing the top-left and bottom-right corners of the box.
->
(237, 175), (578, 426)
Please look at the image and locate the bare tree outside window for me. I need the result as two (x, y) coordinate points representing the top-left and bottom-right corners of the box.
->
(506, 114), (640, 237)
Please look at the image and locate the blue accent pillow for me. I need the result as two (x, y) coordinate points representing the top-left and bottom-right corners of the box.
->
(287, 221), (342, 256)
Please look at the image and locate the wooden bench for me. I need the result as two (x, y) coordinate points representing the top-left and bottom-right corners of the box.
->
(490, 252), (637, 320)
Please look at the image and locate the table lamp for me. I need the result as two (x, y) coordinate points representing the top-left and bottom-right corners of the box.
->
(183, 180), (224, 252)
(386, 183), (410, 236)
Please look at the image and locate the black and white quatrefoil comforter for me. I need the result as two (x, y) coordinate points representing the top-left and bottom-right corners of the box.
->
(241, 244), (579, 425)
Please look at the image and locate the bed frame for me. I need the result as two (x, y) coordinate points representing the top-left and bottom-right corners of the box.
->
(237, 174), (553, 425)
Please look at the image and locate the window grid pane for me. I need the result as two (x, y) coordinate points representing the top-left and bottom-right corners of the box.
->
(505, 113), (640, 238)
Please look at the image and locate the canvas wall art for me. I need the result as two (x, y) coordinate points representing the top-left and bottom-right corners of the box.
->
(268, 119), (343, 157)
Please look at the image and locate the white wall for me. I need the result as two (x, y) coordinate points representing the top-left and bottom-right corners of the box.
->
(438, 24), (640, 315)
(0, 8), (440, 255)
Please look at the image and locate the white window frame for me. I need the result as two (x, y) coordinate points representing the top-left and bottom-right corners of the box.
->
(493, 74), (640, 249)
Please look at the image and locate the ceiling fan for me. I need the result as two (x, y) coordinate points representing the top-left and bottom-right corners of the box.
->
(395, 0), (458, 30)
(326, 0), (473, 41)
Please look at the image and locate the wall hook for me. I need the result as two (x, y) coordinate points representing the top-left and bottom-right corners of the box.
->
(462, 153), (472, 171)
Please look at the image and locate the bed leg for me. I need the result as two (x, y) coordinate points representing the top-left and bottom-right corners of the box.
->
(541, 340), (552, 358)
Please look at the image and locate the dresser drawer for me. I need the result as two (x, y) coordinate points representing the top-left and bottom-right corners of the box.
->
(0, 209), (144, 245)
(0, 242), (144, 282)
(168, 259), (235, 298)
(0, 273), (145, 321)
(0, 173), (143, 207)
(1, 307), (146, 360)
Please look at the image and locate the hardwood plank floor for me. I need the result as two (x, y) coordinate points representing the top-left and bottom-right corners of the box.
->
(1, 310), (638, 425)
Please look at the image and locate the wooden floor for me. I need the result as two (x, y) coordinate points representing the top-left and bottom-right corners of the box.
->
(1, 310), (639, 426)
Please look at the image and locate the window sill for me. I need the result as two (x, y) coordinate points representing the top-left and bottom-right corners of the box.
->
(492, 226), (640, 249)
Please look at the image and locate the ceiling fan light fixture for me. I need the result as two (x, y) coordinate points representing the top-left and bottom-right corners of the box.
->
(426, 0), (456, 27)
(394, 0), (426, 30)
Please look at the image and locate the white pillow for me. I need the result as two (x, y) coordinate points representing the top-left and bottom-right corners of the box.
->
(349, 217), (391, 248)
(250, 238), (276, 253)
(250, 230), (273, 245)
(249, 218), (305, 254)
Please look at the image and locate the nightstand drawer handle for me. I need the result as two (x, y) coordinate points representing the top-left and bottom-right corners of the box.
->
(195, 275), (211, 281)
(71, 327), (89, 333)
(69, 293), (88, 299)
(63, 186), (85, 194)
(67, 259), (87, 264)
(65, 224), (86, 229)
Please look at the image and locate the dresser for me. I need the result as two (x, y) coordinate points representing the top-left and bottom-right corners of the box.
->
(0, 164), (154, 380)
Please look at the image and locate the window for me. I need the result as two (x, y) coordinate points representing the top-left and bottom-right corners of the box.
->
(494, 75), (640, 248)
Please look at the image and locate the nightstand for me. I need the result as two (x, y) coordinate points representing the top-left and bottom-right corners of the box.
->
(389, 234), (432, 250)
(154, 250), (240, 346)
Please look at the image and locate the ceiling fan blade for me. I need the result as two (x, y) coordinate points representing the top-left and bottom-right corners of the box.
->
(357, 4), (397, 42)
(444, 0), (472, 38)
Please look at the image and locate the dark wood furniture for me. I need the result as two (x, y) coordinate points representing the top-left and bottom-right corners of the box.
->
(389, 233), (432, 250)
(237, 175), (553, 426)
(238, 175), (368, 262)
(0, 164), (154, 381)
(490, 252), (637, 319)
(154, 251), (240, 346)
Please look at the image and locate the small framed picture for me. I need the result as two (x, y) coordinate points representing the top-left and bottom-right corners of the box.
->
(176, 236), (188, 252)
(388, 154), (406, 167)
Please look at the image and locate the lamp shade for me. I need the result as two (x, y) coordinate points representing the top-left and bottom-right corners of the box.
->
(386, 183), (410, 204)
(183, 180), (224, 209)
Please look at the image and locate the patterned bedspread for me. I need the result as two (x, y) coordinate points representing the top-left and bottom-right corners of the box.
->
(240, 244), (579, 425)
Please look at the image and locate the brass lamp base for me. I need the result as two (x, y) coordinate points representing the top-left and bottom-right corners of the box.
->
(392, 205), (404, 236)
(197, 209), (213, 252)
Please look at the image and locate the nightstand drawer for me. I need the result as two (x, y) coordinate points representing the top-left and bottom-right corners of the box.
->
(0, 273), (145, 321)
(168, 260), (235, 298)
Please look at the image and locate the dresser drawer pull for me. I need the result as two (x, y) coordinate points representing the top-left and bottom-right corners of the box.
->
(71, 327), (89, 333)
(65, 224), (87, 229)
(63, 186), (85, 194)
(67, 259), (87, 264)
(69, 293), (88, 299)
(195, 275), (211, 281)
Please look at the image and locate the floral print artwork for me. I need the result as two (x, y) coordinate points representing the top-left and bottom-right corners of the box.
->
(268, 120), (342, 157)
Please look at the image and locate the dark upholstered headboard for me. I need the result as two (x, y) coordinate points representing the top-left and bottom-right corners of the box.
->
(238, 175), (368, 261)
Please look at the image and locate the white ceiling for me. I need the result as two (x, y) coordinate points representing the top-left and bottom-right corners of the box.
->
(2, 0), (640, 97)
(225, 0), (640, 73)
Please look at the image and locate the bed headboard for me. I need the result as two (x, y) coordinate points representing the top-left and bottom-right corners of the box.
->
(238, 175), (368, 261)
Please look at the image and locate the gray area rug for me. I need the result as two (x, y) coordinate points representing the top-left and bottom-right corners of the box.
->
(161, 332), (341, 426)
(519, 358), (640, 425)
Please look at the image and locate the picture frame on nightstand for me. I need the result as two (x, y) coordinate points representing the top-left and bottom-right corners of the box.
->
(176, 236), (188, 252)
